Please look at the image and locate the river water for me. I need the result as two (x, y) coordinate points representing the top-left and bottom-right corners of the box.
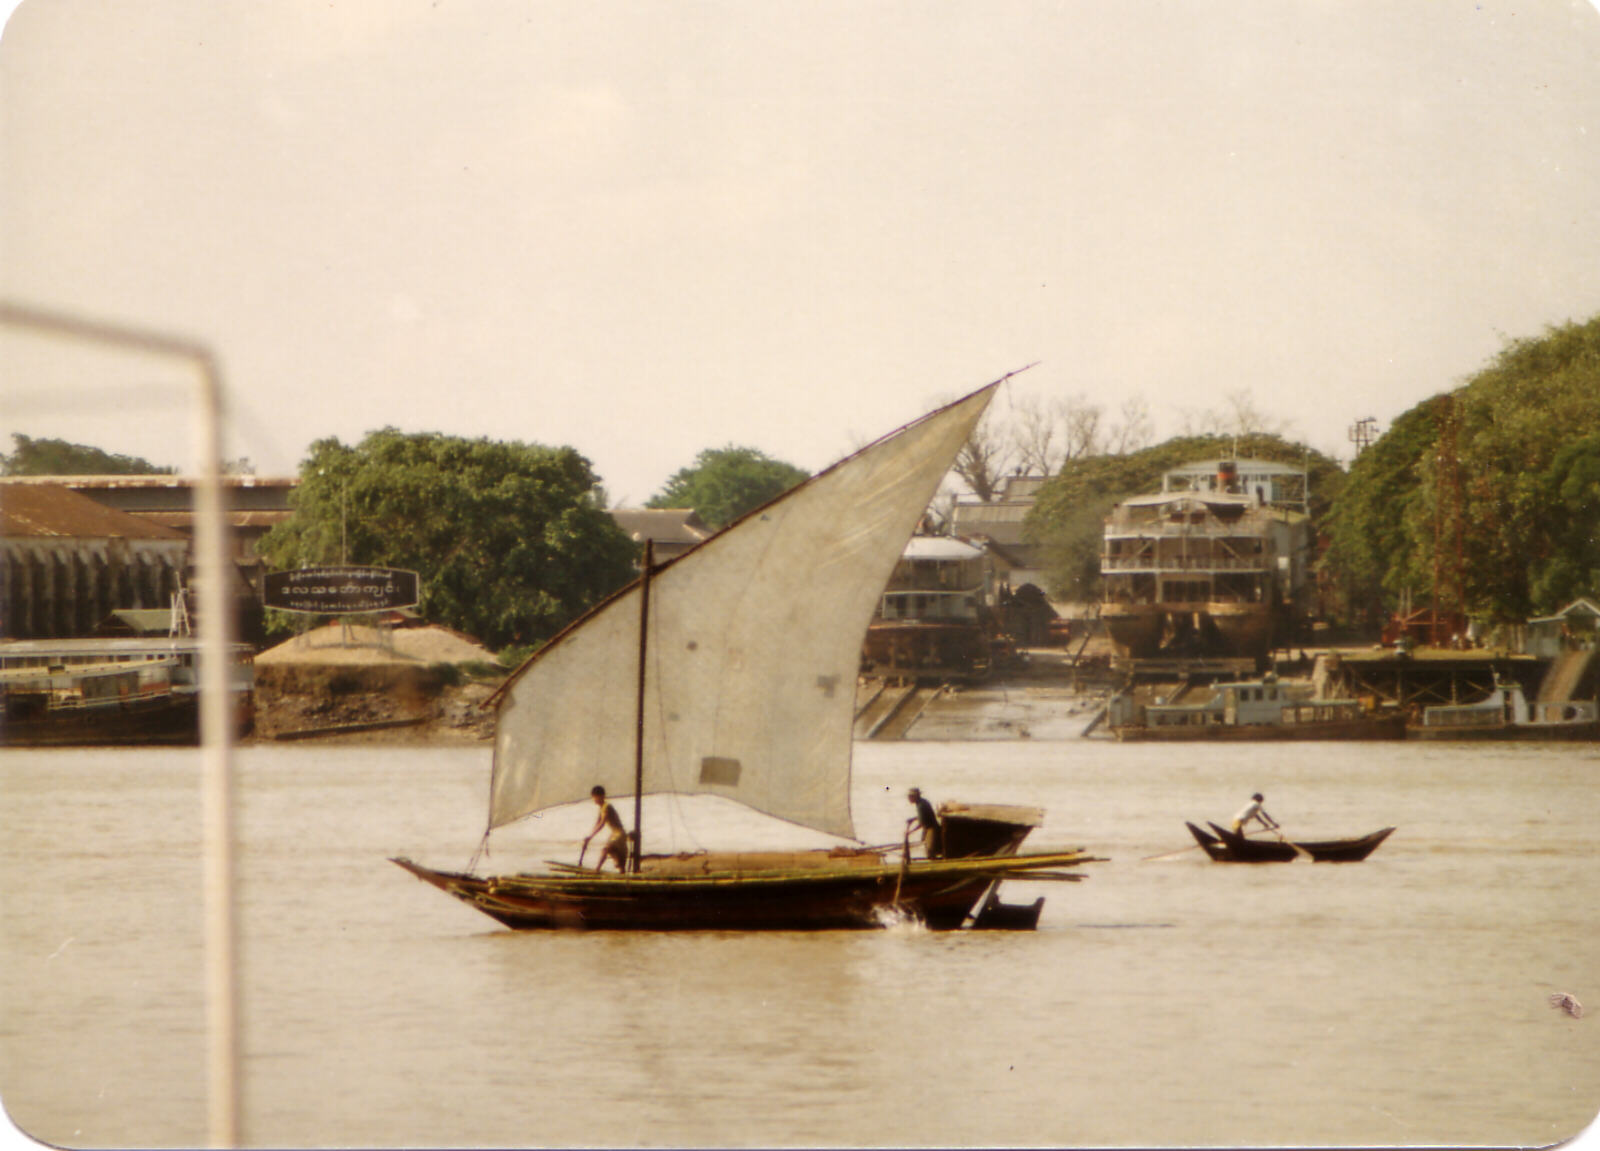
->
(1, 735), (1596, 1148)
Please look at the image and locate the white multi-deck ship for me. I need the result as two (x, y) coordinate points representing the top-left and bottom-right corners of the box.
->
(1100, 458), (1312, 662)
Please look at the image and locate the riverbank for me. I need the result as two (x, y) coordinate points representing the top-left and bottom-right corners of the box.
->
(243, 677), (496, 745)
(247, 621), (500, 744)
(241, 640), (1598, 746)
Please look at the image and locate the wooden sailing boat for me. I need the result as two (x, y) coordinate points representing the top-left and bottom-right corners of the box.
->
(393, 375), (1100, 930)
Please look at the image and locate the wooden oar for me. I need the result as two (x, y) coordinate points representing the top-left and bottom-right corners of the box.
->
(1142, 843), (1205, 862)
(1145, 822), (1216, 861)
(1272, 829), (1311, 861)
(1229, 824), (1310, 860)
(892, 828), (910, 906)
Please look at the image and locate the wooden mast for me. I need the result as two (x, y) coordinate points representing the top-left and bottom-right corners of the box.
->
(631, 538), (653, 873)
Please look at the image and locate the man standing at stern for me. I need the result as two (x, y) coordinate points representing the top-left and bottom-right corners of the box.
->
(906, 787), (944, 859)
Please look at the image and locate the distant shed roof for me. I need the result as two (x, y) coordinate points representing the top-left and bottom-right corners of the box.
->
(0, 483), (187, 540)
(610, 508), (713, 546)
(139, 510), (293, 532)
(902, 536), (985, 561)
(0, 474), (298, 490)
(1528, 598), (1600, 626)
(95, 609), (178, 636)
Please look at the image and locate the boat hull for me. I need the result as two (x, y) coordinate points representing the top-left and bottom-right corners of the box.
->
(0, 692), (202, 747)
(1406, 721), (1598, 741)
(1184, 821), (1395, 863)
(1101, 603), (1163, 659)
(862, 620), (991, 682)
(1206, 602), (1274, 660)
(392, 850), (1092, 931)
(1101, 602), (1278, 661)
(1111, 714), (1406, 742)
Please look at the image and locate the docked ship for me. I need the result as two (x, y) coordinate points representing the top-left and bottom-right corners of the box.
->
(861, 536), (1004, 682)
(1100, 459), (1311, 662)
(0, 634), (254, 746)
(1411, 678), (1599, 741)
(1104, 675), (1404, 741)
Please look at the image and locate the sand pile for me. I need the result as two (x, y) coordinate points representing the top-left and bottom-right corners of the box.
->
(256, 622), (496, 667)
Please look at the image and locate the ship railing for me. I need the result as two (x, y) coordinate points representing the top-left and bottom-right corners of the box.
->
(1103, 594), (1264, 608)
(1103, 515), (1277, 535)
(1101, 555), (1271, 572)
(44, 682), (177, 710)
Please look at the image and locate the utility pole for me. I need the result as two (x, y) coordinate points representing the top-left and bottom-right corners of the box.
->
(631, 539), (653, 873)
(1430, 398), (1463, 647)
(1348, 416), (1378, 459)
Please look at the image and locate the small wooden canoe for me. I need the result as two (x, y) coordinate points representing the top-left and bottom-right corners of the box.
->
(1185, 821), (1395, 863)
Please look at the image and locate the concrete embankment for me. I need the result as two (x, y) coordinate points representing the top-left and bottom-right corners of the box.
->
(855, 647), (1120, 741)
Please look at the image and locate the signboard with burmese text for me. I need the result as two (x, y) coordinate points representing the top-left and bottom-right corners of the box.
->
(263, 566), (420, 614)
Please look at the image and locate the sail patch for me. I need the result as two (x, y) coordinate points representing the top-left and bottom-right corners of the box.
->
(699, 756), (742, 787)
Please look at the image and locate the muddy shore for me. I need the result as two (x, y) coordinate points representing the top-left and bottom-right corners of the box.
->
(246, 622), (503, 745)
(244, 644), (1120, 747)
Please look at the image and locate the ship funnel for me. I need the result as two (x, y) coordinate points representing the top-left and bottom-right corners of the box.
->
(1216, 460), (1238, 493)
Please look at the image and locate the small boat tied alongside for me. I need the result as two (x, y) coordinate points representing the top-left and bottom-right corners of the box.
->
(393, 373), (1104, 931)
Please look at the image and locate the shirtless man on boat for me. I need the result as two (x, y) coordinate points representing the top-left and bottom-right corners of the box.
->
(581, 785), (630, 872)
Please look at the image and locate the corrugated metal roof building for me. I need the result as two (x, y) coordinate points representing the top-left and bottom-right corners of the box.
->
(0, 473), (295, 556)
(950, 474), (1049, 588)
(1, 484), (190, 639)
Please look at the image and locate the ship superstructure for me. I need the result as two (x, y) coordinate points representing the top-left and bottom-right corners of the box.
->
(862, 535), (999, 681)
(1100, 459), (1311, 662)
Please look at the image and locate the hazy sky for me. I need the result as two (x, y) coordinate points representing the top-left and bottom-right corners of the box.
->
(3, 1), (1599, 502)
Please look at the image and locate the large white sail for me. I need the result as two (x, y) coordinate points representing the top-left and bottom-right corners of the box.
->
(487, 382), (999, 840)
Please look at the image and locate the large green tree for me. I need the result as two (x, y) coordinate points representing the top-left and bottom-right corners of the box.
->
(258, 430), (637, 651)
(647, 445), (809, 530)
(1531, 432), (1600, 610)
(1318, 402), (1444, 629)
(1323, 314), (1600, 625)
(1027, 433), (1344, 602)
(2, 434), (174, 475)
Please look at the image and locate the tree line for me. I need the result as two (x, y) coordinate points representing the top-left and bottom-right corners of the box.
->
(1319, 315), (1600, 628)
(4, 425), (809, 657)
(254, 434), (808, 655)
(1018, 313), (1600, 631)
(13, 312), (1597, 649)
(1, 435), (177, 476)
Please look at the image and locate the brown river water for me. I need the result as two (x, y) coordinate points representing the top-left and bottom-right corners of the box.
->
(1, 734), (1596, 1148)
